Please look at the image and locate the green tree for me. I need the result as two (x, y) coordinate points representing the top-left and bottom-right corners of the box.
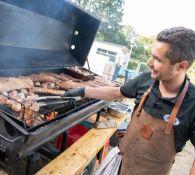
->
(72, 0), (153, 64)
(188, 62), (195, 84)
(71, 0), (124, 44)
(115, 25), (136, 48)
(131, 36), (155, 62)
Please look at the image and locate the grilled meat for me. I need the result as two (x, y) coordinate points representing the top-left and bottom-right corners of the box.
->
(33, 87), (65, 95)
(0, 77), (33, 93)
(0, 95), (22, 112)
(55, 80), (83, 90)
(46, 72), (70, 82)
(69, 66), (92, 76)
(29, 73), (82, 90)
(0, 69), (116, 128)
(60, 73), (82, 82)
(29, 73), (60, 83)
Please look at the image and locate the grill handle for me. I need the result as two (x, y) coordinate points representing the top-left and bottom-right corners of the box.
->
(35, 96), (82, 101)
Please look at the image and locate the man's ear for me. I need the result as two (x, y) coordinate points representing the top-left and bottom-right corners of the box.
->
(178, 60), (189, 71)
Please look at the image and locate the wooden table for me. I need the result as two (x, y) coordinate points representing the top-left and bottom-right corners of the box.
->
(36, 114), (127, 175)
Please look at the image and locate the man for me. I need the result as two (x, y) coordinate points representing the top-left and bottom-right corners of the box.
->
(63, 27), (195, 175)
(112, 46), (130, 81)
(112, 52), (125, 81)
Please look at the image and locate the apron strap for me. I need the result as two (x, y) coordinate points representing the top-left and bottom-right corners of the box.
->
(165, 79), (189, 134)
(136, 86), (152, 117)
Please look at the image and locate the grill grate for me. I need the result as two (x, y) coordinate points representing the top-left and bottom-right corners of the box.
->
(0, 90), (96, 133)
(0, 92), (84, 130)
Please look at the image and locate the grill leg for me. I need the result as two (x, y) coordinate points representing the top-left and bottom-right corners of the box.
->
(96, 111), (101, 122)
(60, 131), (68, 153)
(25, 154), (38, 175)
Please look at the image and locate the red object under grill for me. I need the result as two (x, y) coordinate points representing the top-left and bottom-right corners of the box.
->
(56, 123), (90, 149)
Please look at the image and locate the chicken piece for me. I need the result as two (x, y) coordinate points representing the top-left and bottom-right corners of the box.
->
(2, 92), (8, 96)
(20, 88), (28, 96)
(34, 82), (41, 87)
(0, 95), (8, 104)
(25, 94), (38, 102)
(24, 111), (34, 127)
(40, 82), (56, 89)
(29, 101), (40, 112)
(54, 85), (60, 89)
(11, 102), (22, 112)
(2, 98), (22, 112)
(8, 90), (26, 102)
(0, 77), (33, 93)
(17, 108), (37, 127)
(8, 90), (18, 99)
(41, 83), (48, 89)
(48, 82), (55, 89)
(18, 92), (25, 100)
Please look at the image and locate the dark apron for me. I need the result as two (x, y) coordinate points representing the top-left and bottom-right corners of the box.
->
(119, 80), (189, 175)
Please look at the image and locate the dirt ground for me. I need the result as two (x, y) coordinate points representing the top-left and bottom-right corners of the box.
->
(170, 141), (194, 175)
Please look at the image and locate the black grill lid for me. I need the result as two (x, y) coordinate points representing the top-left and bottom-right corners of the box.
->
(0, 0), (100, 69)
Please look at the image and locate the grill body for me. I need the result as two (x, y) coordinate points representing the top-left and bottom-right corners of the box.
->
(0, 0), (108, 166)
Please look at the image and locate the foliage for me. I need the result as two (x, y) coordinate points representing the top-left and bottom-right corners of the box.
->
(117, 25), (136, 48)
(72, 0), (124, 44)
(131, 41), (148, 62)
(127, 59), (149, 72)
(188, 62), (195, 73)
(71, 0), (154, 64)
(188, 62), (195, 84)
(127, 59), (138, 70)
(139, 63), (149, 72)
(131, 36), (155, 62)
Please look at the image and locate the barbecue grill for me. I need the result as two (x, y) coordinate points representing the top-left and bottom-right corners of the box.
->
(0, 0), (111, 170)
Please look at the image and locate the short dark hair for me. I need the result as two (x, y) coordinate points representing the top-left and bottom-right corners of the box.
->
(157, 27), (195, 67)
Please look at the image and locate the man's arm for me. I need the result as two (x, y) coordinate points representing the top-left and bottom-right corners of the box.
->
(85, 86), (123, 101)
(62, 86), (124, 101)
(62, 72), (150, 100)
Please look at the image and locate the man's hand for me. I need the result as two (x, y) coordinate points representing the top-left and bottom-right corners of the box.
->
(62, 88), (85, 97)
(62, 86), (123, 101)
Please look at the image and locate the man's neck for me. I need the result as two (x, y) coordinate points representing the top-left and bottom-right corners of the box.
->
(159, 73), (186, 98)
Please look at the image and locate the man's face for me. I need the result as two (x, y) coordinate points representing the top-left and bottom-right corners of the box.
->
(147, 41), (179, 81)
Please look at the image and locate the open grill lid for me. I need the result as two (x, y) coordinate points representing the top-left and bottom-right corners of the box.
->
(0, 0), (100, 70)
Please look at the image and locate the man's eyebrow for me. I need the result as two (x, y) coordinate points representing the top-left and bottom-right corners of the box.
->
(152, 54), (160, 60)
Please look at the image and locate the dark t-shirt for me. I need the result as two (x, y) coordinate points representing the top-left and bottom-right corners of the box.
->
(120, 71), (195, 152)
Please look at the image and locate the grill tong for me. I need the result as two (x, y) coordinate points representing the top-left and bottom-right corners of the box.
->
(35, 96), (82, 107)
(35, 96), (82, 101)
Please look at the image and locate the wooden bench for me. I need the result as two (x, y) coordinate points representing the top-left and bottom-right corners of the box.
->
(36, 114), (127, 175)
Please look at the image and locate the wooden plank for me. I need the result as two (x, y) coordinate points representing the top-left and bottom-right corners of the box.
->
(36, 114), (127, 175)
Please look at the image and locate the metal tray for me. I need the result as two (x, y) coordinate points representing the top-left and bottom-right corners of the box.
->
(107, 102), (130, 118)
